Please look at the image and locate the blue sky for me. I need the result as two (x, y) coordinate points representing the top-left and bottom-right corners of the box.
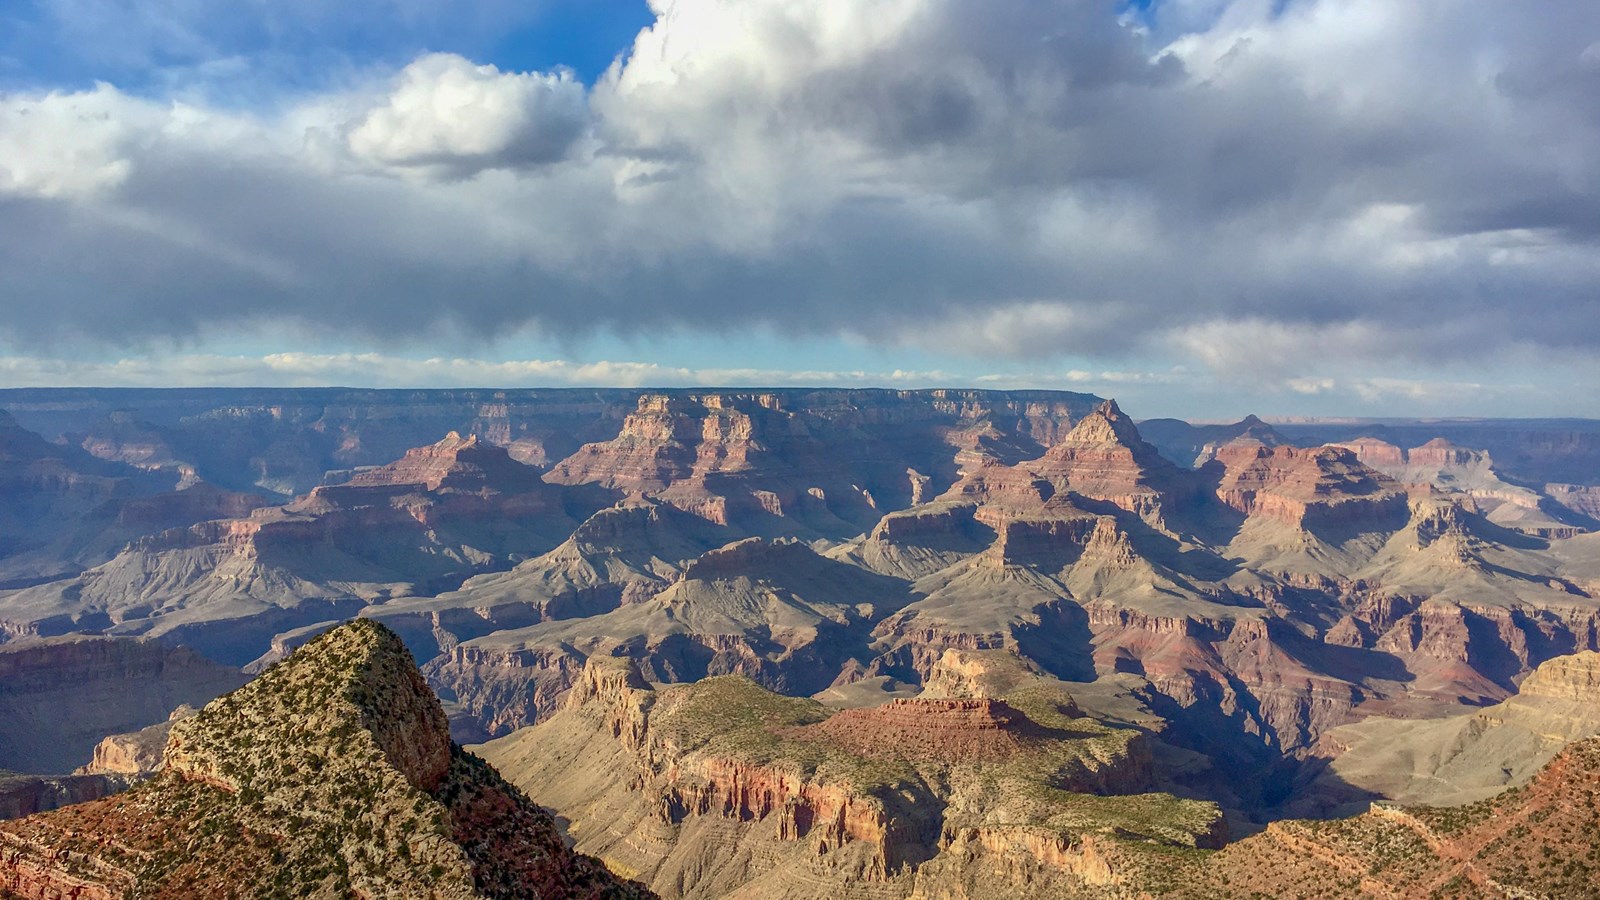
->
(0, 0), (1596, 419)
(0, 0), (655, 97)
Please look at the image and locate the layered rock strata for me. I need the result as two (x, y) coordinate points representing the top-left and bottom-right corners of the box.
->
(477, 657), (1221, 899)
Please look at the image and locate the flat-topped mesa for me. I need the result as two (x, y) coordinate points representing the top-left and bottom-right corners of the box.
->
(974, 508), (1134, 570)
(1407, 436), (1480, 468)
(790, 698), (1047, 762)
(1210, 440), (1408, 529)
(1330, 436), (1407, 468)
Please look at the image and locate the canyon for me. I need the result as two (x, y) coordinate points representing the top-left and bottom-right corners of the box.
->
(0, 387), (1598, 897)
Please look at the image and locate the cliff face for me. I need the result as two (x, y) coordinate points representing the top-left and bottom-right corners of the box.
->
(1207, 441), (1408, 531)
(545, 390), (1100, 537)
(0, 637), (245, 774)
(944, 400), (1187, 525)
(0, 620), (650, 899)
(477, 656), (1221, 899)
(0, 772), (127, 821)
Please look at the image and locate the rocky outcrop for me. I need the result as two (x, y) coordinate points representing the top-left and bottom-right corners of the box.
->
(1519, 649), (1600, 701)
(1326, 436), (1406, 469)
(76, 705), (196, 778)
(1207, 441), (1407, 531)
(545, 389), (1101, 537)
(1323, 435), (1589, 538)
(1021, 400), (1188, 520)
(0, 620), (650, 898)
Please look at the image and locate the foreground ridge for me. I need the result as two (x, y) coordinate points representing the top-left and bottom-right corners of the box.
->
(0, 619), (652, 899)
(1186, 736), (1600, 898)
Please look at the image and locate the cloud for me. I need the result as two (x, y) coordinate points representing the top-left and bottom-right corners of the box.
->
(0, 84), (148, 197)
(0, 0), (1595, 404)
(0, 351), (957, 390)
(348, 54), (588, 177)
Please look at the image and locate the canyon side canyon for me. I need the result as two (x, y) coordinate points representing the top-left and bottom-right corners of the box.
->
(1, 387), (1599, 898)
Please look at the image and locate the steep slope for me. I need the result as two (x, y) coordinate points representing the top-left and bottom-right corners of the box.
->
(477, 657), (1222, 900)
(371, 500), (731, 664)
(1189, 737), (1600, 899)
(945, 399), (1190, 525)
(1205, 440), (1410, 577)
(0, 619), (648, 899)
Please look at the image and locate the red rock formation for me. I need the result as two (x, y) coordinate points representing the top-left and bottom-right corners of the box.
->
(788, 698), (1048, 762)
(1328, 436), (1405, 468)
(1406, 437), (1477, 467)
(1027, 399), (1184, 518)
(1209, 441), (1408, 529)
(940, 399), (1189, 535)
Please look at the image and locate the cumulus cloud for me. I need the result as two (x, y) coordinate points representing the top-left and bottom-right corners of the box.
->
(348, 54), (588, 176)
(0, 84), (149, 198)
(0, 0), (1596, 411)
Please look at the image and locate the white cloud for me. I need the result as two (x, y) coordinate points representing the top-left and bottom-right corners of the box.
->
(0, 84), (149, 198)
(347, 53), (588, 176)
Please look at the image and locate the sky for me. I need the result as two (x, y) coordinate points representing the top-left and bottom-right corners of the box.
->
(0, 0), (1597, 420)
